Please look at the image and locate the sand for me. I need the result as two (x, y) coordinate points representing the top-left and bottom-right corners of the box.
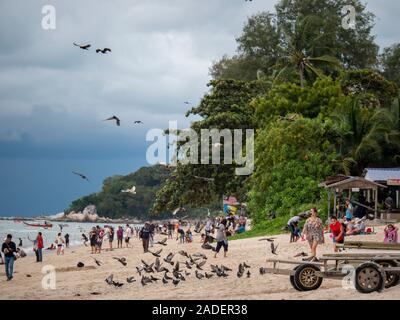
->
(0, 225), (399, 300)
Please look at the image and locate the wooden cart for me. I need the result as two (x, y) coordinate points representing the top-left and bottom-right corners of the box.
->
(262, 253), (400, 293)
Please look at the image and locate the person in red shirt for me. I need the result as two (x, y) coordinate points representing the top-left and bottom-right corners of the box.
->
(36, 232), (44, 262)
(329, 216), (344, 252)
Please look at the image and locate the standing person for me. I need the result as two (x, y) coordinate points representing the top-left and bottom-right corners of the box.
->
(125, 224), (132, 248)
(117, 226), (123, 249)
(139, 223), (151, 253)
(214, 219), (228, 258)
(329, 216), (344, 252)
(345, 199), (353, 222)
(89, 227), (97, 254)
(55, 233), (65, 255)
(384, 224), (398, 244)
(96, 227), (104, 254)
(167, 221), (173, 239)
(36, 232), (44, 262)
(2, 234), (17, 281)
(302, 208), (325, 262)
(108, 227), (114, 250)
(64, 233), (70, 248)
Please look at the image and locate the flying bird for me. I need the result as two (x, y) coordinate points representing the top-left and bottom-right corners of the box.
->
(105, 274), (114, 285)
(259, 237), (276, 242)
(148, 249), (163, 258)
(91, 257), (102, 266)
(96, 48), (112, 54)
(121, 186), (136, 194)
(163, 252), (175, 265)
(157, 238), (168, 246)
(270, 243), (278, 255)
(73, 43), (91, 50)
(126, 277), (136, 283)
(195, 260), (207, 270)
(294, 252), (308, 258)
(103, 115), (120, 126)
(113, 257), (127, 266)
(178, 250), (190, 258)
(134, 121), (143, 124)
(72, 171), (90, 182)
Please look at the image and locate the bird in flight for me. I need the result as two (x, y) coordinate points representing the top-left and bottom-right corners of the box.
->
(103, 115), (120, 126)
(73, 43), (91, 50)
(96, 48), (112, 54)
(121, 186), (136, 195)
(134, 121), (143, 124)
(72, 172), (90, 182)
(183, 101), (190, 105)
(270, 242), (279, 255)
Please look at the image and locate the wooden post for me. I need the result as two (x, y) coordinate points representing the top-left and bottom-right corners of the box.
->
(374, 187), (378, 219)
(327, 190), (331, 217)
(333, 190), (337, 217)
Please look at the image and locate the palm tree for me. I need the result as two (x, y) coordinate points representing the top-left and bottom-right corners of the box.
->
(331, 98), (400, 175)
(274, 15), (342, 87)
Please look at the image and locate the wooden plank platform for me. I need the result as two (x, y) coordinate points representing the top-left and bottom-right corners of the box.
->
(338, 241), (400, 251)
(265, 259), (325, 267)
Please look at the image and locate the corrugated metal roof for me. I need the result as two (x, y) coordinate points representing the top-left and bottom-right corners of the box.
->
(365, 168), (400, 181)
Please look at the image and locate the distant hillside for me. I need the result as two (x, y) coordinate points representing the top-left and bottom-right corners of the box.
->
(67, 165), (171, 219)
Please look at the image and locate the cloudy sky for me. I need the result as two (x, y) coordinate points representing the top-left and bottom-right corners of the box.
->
(0, 0), (398, 217)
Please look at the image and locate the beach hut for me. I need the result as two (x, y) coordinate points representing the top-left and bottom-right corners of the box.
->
(319, 175), (386, 219)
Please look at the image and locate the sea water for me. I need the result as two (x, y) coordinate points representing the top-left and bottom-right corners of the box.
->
(0, 219), (143, 254)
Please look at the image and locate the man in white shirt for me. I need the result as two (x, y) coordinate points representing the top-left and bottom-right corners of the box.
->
(125, 224), (132, 248)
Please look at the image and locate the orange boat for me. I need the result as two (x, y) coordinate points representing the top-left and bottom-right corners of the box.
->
(23, 221), (53, 229)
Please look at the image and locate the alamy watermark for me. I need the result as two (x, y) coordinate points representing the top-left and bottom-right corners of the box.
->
(146, 121), (254, 176)
(341, 5), (356, 30)
(41, 5), (56, 30)
(41, 265), (57, 290)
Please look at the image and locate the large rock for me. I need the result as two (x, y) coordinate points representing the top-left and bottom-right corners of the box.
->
(83, 205), (99, 222)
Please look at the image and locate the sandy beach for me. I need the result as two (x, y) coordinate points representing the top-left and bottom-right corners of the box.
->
(1, 225), (399, 300)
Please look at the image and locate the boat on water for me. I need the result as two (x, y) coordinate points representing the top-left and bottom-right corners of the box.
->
(23, 221), (53, 229)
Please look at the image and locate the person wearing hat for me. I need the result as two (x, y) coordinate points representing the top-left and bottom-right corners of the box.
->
(1, 234), (17, 281)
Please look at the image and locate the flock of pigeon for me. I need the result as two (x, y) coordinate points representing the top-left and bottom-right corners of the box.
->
(72, 234), (313, 296)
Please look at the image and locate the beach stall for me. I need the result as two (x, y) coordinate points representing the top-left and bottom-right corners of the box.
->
(319, 175), (387, 219)
(365, 168), (400, 219)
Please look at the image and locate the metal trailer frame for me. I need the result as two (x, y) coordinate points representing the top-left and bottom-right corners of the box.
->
(263, 253), (400, 294)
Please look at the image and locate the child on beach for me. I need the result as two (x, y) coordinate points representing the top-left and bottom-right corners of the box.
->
(384, 224), (398, 244)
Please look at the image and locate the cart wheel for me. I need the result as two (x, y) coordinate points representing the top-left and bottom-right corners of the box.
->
(375, 260), (400, 288)
(290, 266), (302, 291)
(293, 264), (323, 291)
(355, 262), (386, 294)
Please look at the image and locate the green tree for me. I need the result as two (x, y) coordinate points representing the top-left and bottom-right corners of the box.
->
(212, 0), (378, 82)
(380, 43), (400, 88)
(248, 116), (336, 224)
